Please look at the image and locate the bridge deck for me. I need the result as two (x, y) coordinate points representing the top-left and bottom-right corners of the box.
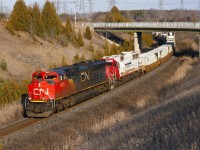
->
(86, 22), (200, 32)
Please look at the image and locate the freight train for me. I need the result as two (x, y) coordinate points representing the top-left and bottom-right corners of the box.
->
(25, 42), (174, 117)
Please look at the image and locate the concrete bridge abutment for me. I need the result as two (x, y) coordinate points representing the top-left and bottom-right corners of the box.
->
(134, 32), (142, 53)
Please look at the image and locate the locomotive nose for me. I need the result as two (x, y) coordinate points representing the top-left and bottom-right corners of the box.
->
(30, 81), (49, 101)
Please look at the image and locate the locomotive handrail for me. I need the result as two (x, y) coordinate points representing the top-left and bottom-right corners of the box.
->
(48, 93), (55, 108)
(25, 92), (31, 109)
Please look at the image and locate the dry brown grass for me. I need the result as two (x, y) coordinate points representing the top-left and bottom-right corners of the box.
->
(90, 110), (130, 133)
(167, 56), (194, 84)
(3, 56), (200, 150)
(0, 101), (23, 125)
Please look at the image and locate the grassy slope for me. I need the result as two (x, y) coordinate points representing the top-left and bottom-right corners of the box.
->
(0, 22), (106, 79)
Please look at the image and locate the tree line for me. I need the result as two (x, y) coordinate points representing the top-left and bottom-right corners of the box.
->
(6, 0), (86, 48)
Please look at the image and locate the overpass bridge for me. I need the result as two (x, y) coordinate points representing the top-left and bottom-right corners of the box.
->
(83, 22), (200, 57)
(90, 22), (200, 32)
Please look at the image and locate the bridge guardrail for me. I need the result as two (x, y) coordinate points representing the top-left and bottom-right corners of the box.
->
(83, 22), (200, 30)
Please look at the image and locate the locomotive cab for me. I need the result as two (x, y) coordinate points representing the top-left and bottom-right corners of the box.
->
(28, 71), (58, 102)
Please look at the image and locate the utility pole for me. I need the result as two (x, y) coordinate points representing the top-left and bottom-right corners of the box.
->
(72, 0), (77, 26)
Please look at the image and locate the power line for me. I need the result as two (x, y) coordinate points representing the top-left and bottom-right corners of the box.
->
(159, 0), (164, 10)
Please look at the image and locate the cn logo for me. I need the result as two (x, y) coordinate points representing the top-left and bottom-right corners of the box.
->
(33, 88), (49, 95)
(81, 71), (90, 82)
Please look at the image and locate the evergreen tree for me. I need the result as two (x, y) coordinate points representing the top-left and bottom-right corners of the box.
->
(142, 33), (153, 47)
(84, 26), (92, 40)
(123, 40), (129, 51)
(80, 54), (86, 62)
(61, 56), (67, 66)
(103, 40), (110, 56)
(88, 41), (94, 52)
(105, 6), (128, 22)
(42, 1), (63, 37)
(76, 29), (84, 47)
(110, 43), (118, 55)
(64, 16), (73, 37)
(28, 3), (44, 36)
(128, 38), (134, 50)
(73, 53), (80, 63)
(10, 0), (29, 32)
(118, 44), (124, 53)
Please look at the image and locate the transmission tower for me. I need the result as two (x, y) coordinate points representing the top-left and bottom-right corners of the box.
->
(159, 0), (164, 10)
(0, 0), (3, 13)
(54, 0), (68, 14)
(109, 0), (116, 9)
(80, 0), (85, 14)
(88, 0), (93, 19)
(55, 0), (60, 14)
(180, 0), (184, 9)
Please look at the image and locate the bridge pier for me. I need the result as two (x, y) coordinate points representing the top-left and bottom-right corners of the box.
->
(134, 32), (142, 53)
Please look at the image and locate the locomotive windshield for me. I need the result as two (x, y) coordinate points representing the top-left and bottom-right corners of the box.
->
(106, 62), (112, 66)
(34, 75), (42, 80)
(45, 75), (57, 80)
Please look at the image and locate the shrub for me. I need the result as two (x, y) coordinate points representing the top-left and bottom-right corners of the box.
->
(73, 53), (80, 63)
(88, 41), (94, 52)
(80, 54), (86, 62)
(142, 32), (153, 47)
(103, 40), (110, 56)
(0, 78), (29, 106)
(76, 30), (84, 47)
(0, 59), (7, 71)
(57, 34), (68, 47)
(61, 56), (68, 66)
(5, 22), (15, 36)
(110, 43), (118, 55)
(84, 26), (92, 40)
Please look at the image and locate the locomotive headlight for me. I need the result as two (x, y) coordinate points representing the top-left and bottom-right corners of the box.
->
(38, 83), (41, 87)
(28, 97), (32, 100)
(42, 98), (45, 100)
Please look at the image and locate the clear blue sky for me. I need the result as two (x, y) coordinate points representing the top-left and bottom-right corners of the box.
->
(1, 0), (199, 14)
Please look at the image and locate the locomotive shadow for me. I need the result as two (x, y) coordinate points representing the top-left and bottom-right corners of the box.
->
(21, 94), (28, 118)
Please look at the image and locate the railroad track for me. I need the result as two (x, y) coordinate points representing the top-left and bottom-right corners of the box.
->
(0, 57), (177, 139)
(0, 118), (42, 137)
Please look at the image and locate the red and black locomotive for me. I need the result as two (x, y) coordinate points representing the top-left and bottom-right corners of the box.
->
(25, 42), (174, 117)
(26, 60), (109, 117)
